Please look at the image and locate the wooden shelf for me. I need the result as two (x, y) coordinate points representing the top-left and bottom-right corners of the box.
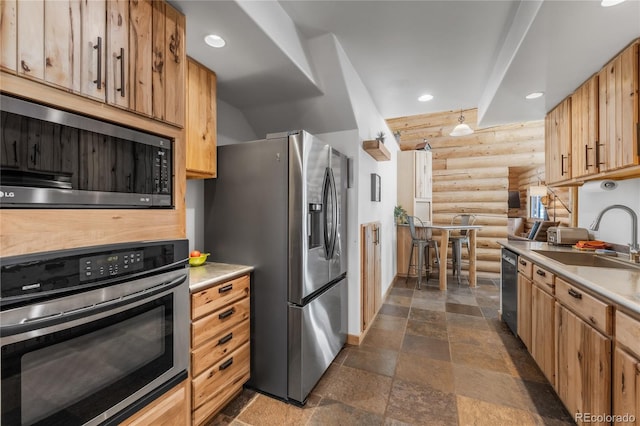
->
(362, 140), (391, 161)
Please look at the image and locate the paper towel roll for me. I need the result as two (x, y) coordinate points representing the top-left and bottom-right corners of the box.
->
(582, 180), (618, 192)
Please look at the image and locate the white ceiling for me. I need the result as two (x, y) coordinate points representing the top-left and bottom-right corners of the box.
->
(171, 0), (640, 128)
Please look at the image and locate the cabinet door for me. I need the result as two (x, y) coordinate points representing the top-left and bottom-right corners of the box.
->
(599, 42), (640, 171)
(1, 0), (17, 72)
(161, 2), (185, 127)
(613, 347), (640, 424)
(129, 0), (153, 116)
(80, 0), (106, 100)
(531, 284), (555, 387)
(17, 0), (44, 80)
(414, 151), (432, 199)
(119, 380), (189, 426)
(571, 75), (599, 178)
(361, 222), (381, 331)
(106, 0), (129, 108)
(44, 0), (81, 91)
(517, 274), (532, 350)
(545, 98), (572, 184)
(556, 303), (612, 425)
(186, 58), (217, 178)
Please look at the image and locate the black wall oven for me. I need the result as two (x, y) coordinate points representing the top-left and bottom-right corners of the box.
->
(0, 94), (172, 208)
(0, 239), (189, 426)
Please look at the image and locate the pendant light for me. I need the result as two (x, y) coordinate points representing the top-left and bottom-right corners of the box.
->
(449, 109), (474, 136)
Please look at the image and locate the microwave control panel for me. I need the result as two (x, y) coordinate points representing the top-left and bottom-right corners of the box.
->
(154, 148), (171, 194)
(80, 250), (144, 281)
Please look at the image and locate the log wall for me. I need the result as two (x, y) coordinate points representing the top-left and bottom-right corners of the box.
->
(388, 108), (551, 276)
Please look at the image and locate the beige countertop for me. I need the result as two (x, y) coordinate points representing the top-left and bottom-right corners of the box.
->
(188, 262), (254, 293)
(500, 240), (640, 314)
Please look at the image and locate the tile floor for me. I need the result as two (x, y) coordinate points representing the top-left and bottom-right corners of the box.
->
(207, 275), (576, 426)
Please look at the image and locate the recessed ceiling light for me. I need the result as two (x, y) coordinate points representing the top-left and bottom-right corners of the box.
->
(204, 34), (226, 48)
(525, 92), (544, 100)
(601, 0), (625, 6)
(418, 94), (434, 102)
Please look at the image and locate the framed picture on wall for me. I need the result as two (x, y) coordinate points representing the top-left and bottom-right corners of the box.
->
(371, 173), (381, 202)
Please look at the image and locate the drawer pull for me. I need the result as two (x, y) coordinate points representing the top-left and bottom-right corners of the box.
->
(546, 282), (555, 289)
(536, 269), (546, 277)
(588, 316), (596, 325)
(218, 332), (233, 345)
(218, 308), (235, 319)
(519, 259), (527, 266)
(568, 288), (582, 299)
(219, 358), (234, 371)
(219, 284), (233, 293)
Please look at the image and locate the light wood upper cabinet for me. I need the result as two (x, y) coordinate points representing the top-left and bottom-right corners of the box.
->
(598, 40), (640, 172)
(79, 0), (106, 100)
(129, 0), (153, 116)
(161, 2), (185, 127)
(571, 75), (600, 178)
(0, 0), (17, 72)
(107, 0), (129, 108)
(186, 57), (217, 178)
(397, 150), (433, 224)
(545, 98), (572, 185)
(17, 0), (44, 80)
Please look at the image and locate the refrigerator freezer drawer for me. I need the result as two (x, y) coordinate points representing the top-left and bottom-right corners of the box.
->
(287, 277), (347, 403)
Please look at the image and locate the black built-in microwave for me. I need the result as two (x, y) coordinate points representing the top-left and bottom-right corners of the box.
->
(0, 94), (172, 208)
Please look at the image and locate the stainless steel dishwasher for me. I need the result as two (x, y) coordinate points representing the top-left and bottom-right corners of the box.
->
(501, 248), (518, 335)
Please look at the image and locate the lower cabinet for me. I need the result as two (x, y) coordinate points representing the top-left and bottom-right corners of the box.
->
(517, 273), (532, 350)
(190, 274), (251, 425)
(613, 311), (640, 422)
(531, 283), (555, 387)
(556, 302), (612, 425)
(119, 380), (189, 426)
(362, 222), (381, 332)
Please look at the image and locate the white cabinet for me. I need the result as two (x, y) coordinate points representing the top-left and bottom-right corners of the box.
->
(397, 150), (432, 223)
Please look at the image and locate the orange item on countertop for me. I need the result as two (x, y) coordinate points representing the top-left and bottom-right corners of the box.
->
(574, 240), (611, 250)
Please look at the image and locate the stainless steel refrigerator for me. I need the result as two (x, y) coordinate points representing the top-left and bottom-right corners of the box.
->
(204, 130), (348, 404)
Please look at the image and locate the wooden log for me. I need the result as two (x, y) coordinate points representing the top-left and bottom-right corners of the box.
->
(433, 167), (508, 180)
(433, 202), (508, 215)
(432, 140), (544, 160)
(432, 190), (507, 204)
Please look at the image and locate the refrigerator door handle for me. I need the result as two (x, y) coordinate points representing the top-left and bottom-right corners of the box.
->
(328, 168), (338, 259)
(322, 168), (332, 260)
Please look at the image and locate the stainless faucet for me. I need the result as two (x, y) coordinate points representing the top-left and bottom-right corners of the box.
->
(589, 204), (640, 263)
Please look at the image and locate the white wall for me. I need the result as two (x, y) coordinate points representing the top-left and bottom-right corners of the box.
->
(217, 99), (258, 145)
(578, 178), (640, 248)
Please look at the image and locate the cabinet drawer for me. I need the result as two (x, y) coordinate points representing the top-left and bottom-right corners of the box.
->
(192, 297), (249, 348)
(191, 274), (249, 320)
(532, 264), (555, 295)
(193, 374), (247, 426)
(192, 341), (250, 413)
(556, 277), (612, 335)
(191, 319), (250, 377)
(616, 311), (640, 357)
(517, 257), (533, 279)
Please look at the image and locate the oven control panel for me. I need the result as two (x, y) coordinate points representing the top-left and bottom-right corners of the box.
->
(80, 250), (144, 281)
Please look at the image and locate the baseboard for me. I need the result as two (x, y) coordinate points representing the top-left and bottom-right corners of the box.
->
(348, 279), (396, 346)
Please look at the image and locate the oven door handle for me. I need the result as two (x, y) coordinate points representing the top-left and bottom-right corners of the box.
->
(0, 273), (188, 338)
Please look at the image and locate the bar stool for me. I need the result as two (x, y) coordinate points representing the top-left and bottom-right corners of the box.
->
(406, 216), (439, 289)
(449, 214), (476, 285)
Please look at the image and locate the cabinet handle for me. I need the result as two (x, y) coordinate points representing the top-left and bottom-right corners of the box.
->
(116, 47), (125, 97)
(560, 155), (567, 176)
(218, 332), (233, 346)
(219, 357), (234, 371)
(535, 269), (546, 277)
(93, 37), (102, 90)
(568, 288), (582, 299)
(218, 284), (233, 293)
(218, 308), (235, 319)
(588, 316), (596, 325)
(585, 144), (593, 169)
(519, 259), (527, 266)
(596, 141), (605, 166)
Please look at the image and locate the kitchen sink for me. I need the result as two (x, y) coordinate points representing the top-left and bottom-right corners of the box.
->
(533, 250), (640, 271)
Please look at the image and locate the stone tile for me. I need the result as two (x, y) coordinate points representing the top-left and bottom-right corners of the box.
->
(378, 303), (410, 318)
(332, 346), (349, 365)
(370, 314), (407, 332)
(453, 364), (532, 412)
(384, 418), (412, 426)
(385, 379), (458, 425)
(456, 395), (540, 426)
(361, 327), (404, 351)
(390, 287), (414, 298)
(445, 293), (479, 306)
(343, 345), (398, 377)
(395, 352), (455, 393)
(220, 388), (257, 418)
(405, 318), (448, 340)
(308, 398), (384, 426)
(385, 294), (413, 307)
(410, 297), (446, 312)
(518, 379), (574, 421)
(502, 345), (548, 383)
(449, 341), (512, 375)
(481, 306), (500, 319)
(315, 365), (393, 415)
(475, 294), (500, 308)
(445, 302), (484, 317)
(204, 413), (234, 426)
(312, 362), (341, 396)
(446, 312), (490, 331)
(392, 279), (416, 290)
(237, 394), (315, 426)
(409, 307), (447, 323)
(447, 326), (502, 346)
(401, 334), (451, 362)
